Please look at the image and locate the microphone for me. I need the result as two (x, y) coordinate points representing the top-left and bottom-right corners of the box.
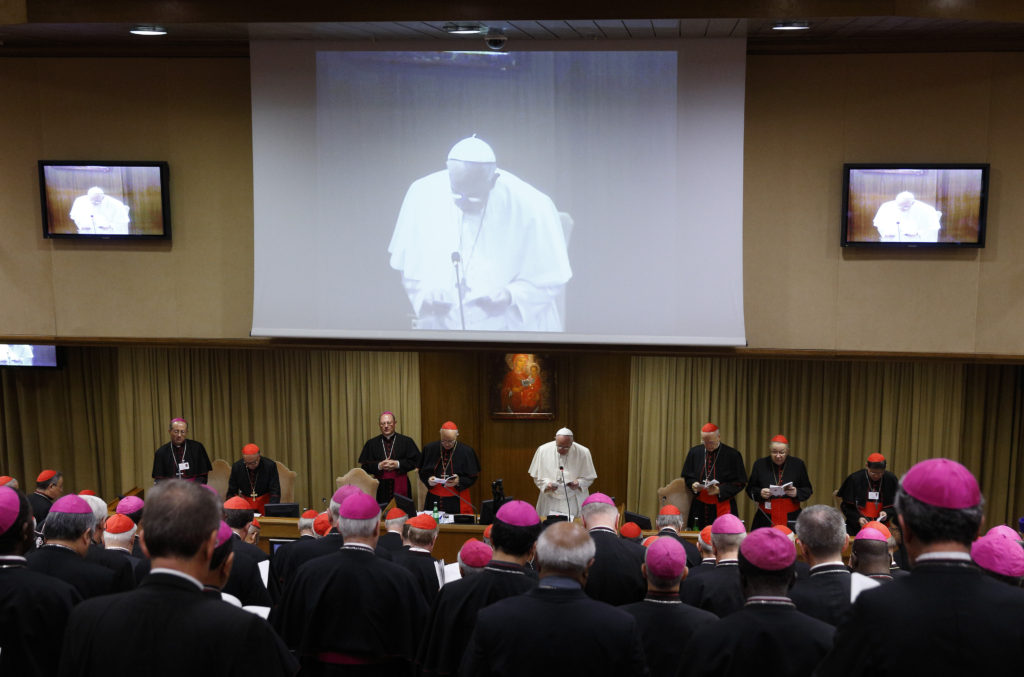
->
(559, 465), (574, 520)
(450, 251), (467, 330)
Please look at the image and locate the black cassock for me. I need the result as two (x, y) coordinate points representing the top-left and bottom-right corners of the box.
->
(584, 527), (646, 607)
(621, 593), (719, 676)
(419, 441), (481, 514)
(745, 455), (813, 529)
(270, 545), (428, 677)
(0, 556), (80, 677)
(393, 547), (441, 606)
(788, 563), (852, 626)
(226, 456), (281, 504)
(679, 599), (834, 677)
(417, 560), (537, 677)
(680, 444), (747, 530)
(151, 439), (213, 484)
(267, 534), (316, 603)
(57, 572), (298, 677)
(27, 545), (131, 600)
(359, 433), (421, 504)
(835, 469), (899, 535)
(679, 561), (744, 618)
(815, 559), (1024, 676)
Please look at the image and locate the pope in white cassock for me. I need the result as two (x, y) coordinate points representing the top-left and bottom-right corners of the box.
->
(528, 427), (597, 520)
(388, 136), (572, 331)
(69, 186), (131, 235)
(872, 191), (942, 242)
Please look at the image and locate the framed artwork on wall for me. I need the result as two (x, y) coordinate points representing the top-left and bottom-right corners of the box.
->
(490, 353), (556, 420)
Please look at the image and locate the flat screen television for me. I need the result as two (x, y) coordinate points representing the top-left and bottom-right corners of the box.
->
(0, 344), (60, 368)
(841, 163), (989, 248)
(39, 161), (171, 240)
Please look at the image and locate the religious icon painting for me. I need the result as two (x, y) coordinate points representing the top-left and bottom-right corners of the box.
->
(490, 353), (556, 420)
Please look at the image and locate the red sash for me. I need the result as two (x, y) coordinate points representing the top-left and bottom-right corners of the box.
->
(378, 470), (409, 498)
(858, 501), (882, 519)
(240, 494), (271, 515)
(428, 485), (473, 514)
(760, 497), (799, 526)
(695, 490), (730, 518)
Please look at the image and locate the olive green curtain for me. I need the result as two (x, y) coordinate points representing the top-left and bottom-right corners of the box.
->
(0, 347), (420, 509)
(628, 356), (1024, 529)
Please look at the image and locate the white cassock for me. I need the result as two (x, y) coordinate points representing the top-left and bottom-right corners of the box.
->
(873, 200), (942, 242)
(69, 195), (131, 235)
(388, 169), (572, 331)
(528, 441), (597, 519)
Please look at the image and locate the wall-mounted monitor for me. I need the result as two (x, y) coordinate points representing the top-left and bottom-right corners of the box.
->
(842, 163), (989, 248)
(39, 161), (171, 240)
(0, 344), (59, 368)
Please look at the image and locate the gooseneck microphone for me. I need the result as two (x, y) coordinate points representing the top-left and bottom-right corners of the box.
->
(451, 251), (467, 330)
(559, 465), (574, 520)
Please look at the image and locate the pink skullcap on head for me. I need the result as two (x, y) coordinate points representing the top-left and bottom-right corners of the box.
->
(105, 513), (135, 535)
(701, 423), (719, 433)
(242, 443), (260, 455)
(646, 536), (687, 579)
(0, 487), (20, 533)
(855, 527), (888, 542)
(863, 520), (891, 540)
(772, 524), (796, 542)
(224, 497), (251, 510)
(620, 522), (642, 539)
(711, 513), (745, 535)
(170, 418), (187, 424)
(741, 527), (796, 570)
(408, 513), (438, 530)
(381, 411), (394, 418)
(581, 492), (614, 508)
(332, 485), (362, 505)
(986, 525), (1020, 541)
(313, 513), (331, 536)
(51, 495), (92, 515)
(78, 490), (96, 496)
(460, 538), (493, 567)
(215, 520), (234, 547)
(201, 484), (219, 497)
(441, 421), (458, 431)
(37, 469), (56, 483)
(338, 491), (380, 520)
(658, 504), (681, 516)
(972, 534), (1024, 578)
(301, 509), (318, 520)
(771, 435), (788, 444)
(642, 535), (660, 548)
(496, 500), (540, 526)
(117, 496), (144, 515)
(698, 526), (713, 547)
(902, 458), (981, 509)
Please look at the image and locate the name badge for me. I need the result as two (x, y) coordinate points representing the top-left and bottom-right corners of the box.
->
(764, 501), (772, 510)
(867, 491), (879, 501)
(178, 462), (190, 471)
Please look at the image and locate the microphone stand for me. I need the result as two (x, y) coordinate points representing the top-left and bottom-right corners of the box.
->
(451, 251), (467, 331)
(559, 465), (573, 520)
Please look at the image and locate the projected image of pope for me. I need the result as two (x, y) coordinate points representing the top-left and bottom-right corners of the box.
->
(69, 186), (131, 235)
(388, 136), (572, 331)
(872, 191), (942, 242)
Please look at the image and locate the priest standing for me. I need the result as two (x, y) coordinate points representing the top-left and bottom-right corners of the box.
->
(151, 418), (212, 484)
(680, 423), (747, 529)
(358, 411), (421, 504)
(528, 427), (597, 520)
(226, 443), (281, 514)
(419, 421), (480, 515)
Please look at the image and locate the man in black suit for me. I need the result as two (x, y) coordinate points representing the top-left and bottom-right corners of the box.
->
(580, 492), (646, 606)
(27, 494), (130, 600)
(460, 521), (647, 677)
(56, 479), (298, 677)
(681, 527), (835, 677)
(790, 505), (864, 625)
(267, 508), (318, 602)
(358, 410), (421, 504)
(815, 458), (1024, 676)
(622, 536), (718, 675)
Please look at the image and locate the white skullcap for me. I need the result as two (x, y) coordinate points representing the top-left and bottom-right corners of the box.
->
(448, 136), (496, 163)
(556, 427), (573, 437)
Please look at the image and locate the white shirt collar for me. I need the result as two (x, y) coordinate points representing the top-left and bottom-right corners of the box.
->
(150, 567), (204, 590)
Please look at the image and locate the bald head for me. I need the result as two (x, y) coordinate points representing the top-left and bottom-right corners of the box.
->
(535, 522), (596, 581)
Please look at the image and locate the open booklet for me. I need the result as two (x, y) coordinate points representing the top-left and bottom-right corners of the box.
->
(769, 482), (793, 497)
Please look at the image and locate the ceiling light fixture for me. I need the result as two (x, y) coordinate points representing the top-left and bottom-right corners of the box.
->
(443, 23), (487, 35)
(771, 21), (810, 31)
(130, 25), (168, 36)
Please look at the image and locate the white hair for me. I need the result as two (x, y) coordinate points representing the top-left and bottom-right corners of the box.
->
(80, 495), (109, 529)
(535, 528), (596, 575)
(103, 526), (137, 549)
(338, 515), (379, 539)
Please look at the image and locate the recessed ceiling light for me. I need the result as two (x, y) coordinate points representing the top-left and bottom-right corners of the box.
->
(443, 23), (487, 35)
(771, 21), (810, 31)
(130, 25), (167, 36)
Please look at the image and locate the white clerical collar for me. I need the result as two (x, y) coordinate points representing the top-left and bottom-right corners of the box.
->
(150, 567), (204, 590)
(916, 551), (972, 563)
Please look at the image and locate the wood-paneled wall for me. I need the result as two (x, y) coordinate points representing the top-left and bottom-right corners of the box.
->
(418, 351), (631, 513)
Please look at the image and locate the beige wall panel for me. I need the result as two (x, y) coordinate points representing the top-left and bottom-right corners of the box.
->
(744, 56), (846, 349)
(0, 60), (56, 336)
(976, 53), (1024, 354)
